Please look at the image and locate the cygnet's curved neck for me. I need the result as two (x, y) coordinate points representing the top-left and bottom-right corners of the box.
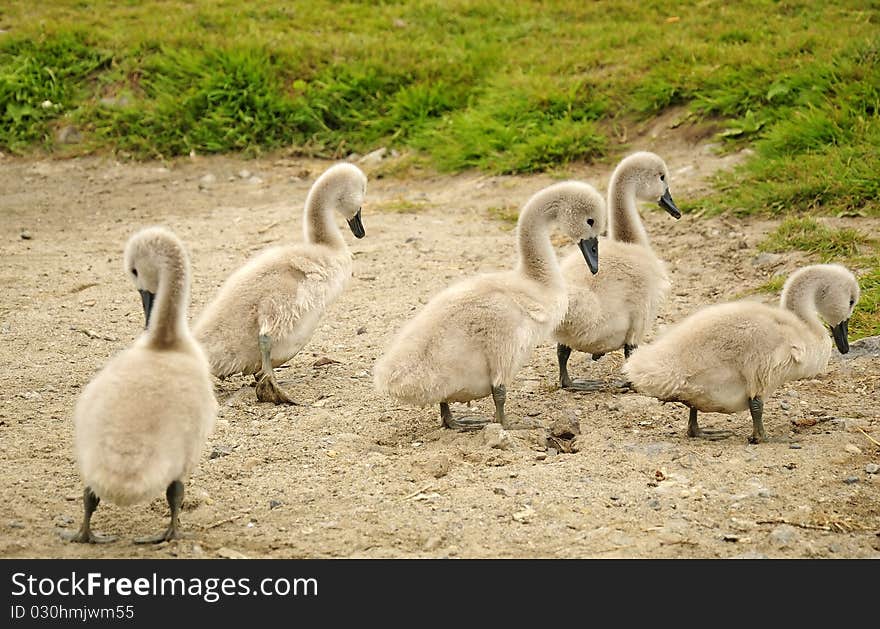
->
(147, 247), (190, 350)
(781, 279), (826, 337)
(304, 179), (346, 249)
(516, 199), (563, 286)
(608, 170), (649, 247)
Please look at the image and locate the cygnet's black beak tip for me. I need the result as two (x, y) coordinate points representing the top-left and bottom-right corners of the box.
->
(347, 209), (366, 239)
(139, 289), (155, 329)
(831, 319), (849, 354)
(578, 237), (599, 275)
(659, 189), (681, 219)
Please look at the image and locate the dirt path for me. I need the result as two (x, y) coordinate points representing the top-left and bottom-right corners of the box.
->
(1, 121), (878, 558)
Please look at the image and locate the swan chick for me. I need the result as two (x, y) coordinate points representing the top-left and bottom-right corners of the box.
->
(374, 181), (606, 430)
(555, 151), (680, 392)
(623, 264), (860, 443)
(66, 226), (217, 543)
(194, 162), (367, 404)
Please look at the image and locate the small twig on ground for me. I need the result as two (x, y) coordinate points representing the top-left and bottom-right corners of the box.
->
(756, 518), (831, 532)
(856, 426), (880, 449)
(202, 513), (245, 530)
(401, 484), (435, 501)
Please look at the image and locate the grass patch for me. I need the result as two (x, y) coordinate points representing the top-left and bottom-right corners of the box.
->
(375, 197), (426, 214)
(487, 204), (519, 229)
(1, 0), (878, 186)
(758, 217), (872, 261)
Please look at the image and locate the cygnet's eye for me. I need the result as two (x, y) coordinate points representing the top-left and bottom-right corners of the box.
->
(587, 218), (595, 227)
(131, 268), (138, 278)
(849, 298), (855, 307)
(660, 173), (666, 182)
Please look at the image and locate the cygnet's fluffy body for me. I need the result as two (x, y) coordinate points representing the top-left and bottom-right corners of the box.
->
(374, 181), (606, 429)
(194, 162), (367, 403)
(555, 152), (680, 390)
(624, 264), (860, 442)
(70, 226), (216, 543)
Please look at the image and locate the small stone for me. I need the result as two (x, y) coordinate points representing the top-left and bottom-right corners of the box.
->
(20, 230), (32, 240)
(269, 500), (282, 510)
(8, 521), (24, 529)
(356, 326), (367, 335)
(646, 498), (661, 510)
(752, 252), (783, 268)
(198, 173), (216, 189)
(843, 476), (859, 485)
(247, 175), (263, 185)
(56, 125), (81, 144)
(865, 463), (879, 474)
(210, 444), (232, 459)
(423, 454), (451, 479)
(423, 535), (442, 551)
(769, 524), (798, 547)
(845, 443), (863, 455)
(780, 401), (790, 411)
(493, 485), (512, 496)
(512, 505), (535, 524)
(216, 547), (248, 559)
(482, 423), (511, 450)
(789, 444), (802, 450)
(237, 169), (252, 179)
(550, 416), (581, 439)
(358, 147), (388, 166)
(534, 453), (547, 461)
(722, 534), (740, 542)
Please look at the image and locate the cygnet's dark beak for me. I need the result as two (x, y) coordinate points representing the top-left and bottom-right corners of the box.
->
(347, 208), (366, 239)
(139, 289), (155, 329)
(830, 319), (849, 354)
(658, 189), (681, 219)
(578, 237), (599, 275)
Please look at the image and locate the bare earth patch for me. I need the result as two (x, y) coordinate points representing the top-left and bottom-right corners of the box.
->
(1, 125), (878, 558)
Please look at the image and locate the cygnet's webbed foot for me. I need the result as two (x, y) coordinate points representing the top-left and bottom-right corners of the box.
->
(440, 403), (488, 432)
(686, 407), (733, 441)
(255, 373), (297, 405)
(133, 526), (182, 545)
(135, 480), (185, 544)
(63, 486), (114, 543)
(61, 528), (116, 544)
(591, 353), (605, 361)
(562, 378), (606, 392)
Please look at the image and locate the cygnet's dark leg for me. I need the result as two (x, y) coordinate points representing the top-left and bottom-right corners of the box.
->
(686, 407), (733, 440)
(748, 397), (768, 444)
(623, 343), (636, 359)
(494, 384), (541, 430)
(62, 486), (116, 544)
(255, 334), (297, 405)
(440, 402), (487, 431)
(134, 481), (184, 544)
(606, 344), (638, 392)
(557, 343), (604, 392)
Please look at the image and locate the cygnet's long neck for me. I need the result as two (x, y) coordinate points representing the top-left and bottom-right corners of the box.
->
(304, 178), (346, 250)
(781, 277), (826, 337)
(147, 247), (190, 350)
(608, 168), (649, 247)
(515, 198), (563, 287)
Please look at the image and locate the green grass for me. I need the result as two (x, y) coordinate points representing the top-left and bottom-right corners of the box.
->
(758, 217), (872, 262)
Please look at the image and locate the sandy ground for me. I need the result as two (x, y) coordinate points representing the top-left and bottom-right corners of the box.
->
(1, 115), (879, 559)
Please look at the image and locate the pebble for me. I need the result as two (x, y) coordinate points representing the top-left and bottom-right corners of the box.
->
(198, 173), (216, 189)
(550, 416), (580, 439)
(358, 147), (388, 166)
(269, 500), (282, 510)
(646, 498), (661, 510)
(866, 463), (879, 474)
(423, 536), (442, 552)
(237, 169), (252, 179)
(216, 547), (249, 560)
(779, 401), (790, 411)
(210, 444), (233, 459)
(512, 505), (535, 524)
(769, 524), (798, 547)
(8, 521), (24, 529)
(843, 476), (859, 485)
(247, 175), (263, 185)
(356, 326), (367, 335)
(844, 443), (863, 455)
(789, 444), (802, 450)
(482, 423), (511, 450)
(20, 230), (32, 240)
